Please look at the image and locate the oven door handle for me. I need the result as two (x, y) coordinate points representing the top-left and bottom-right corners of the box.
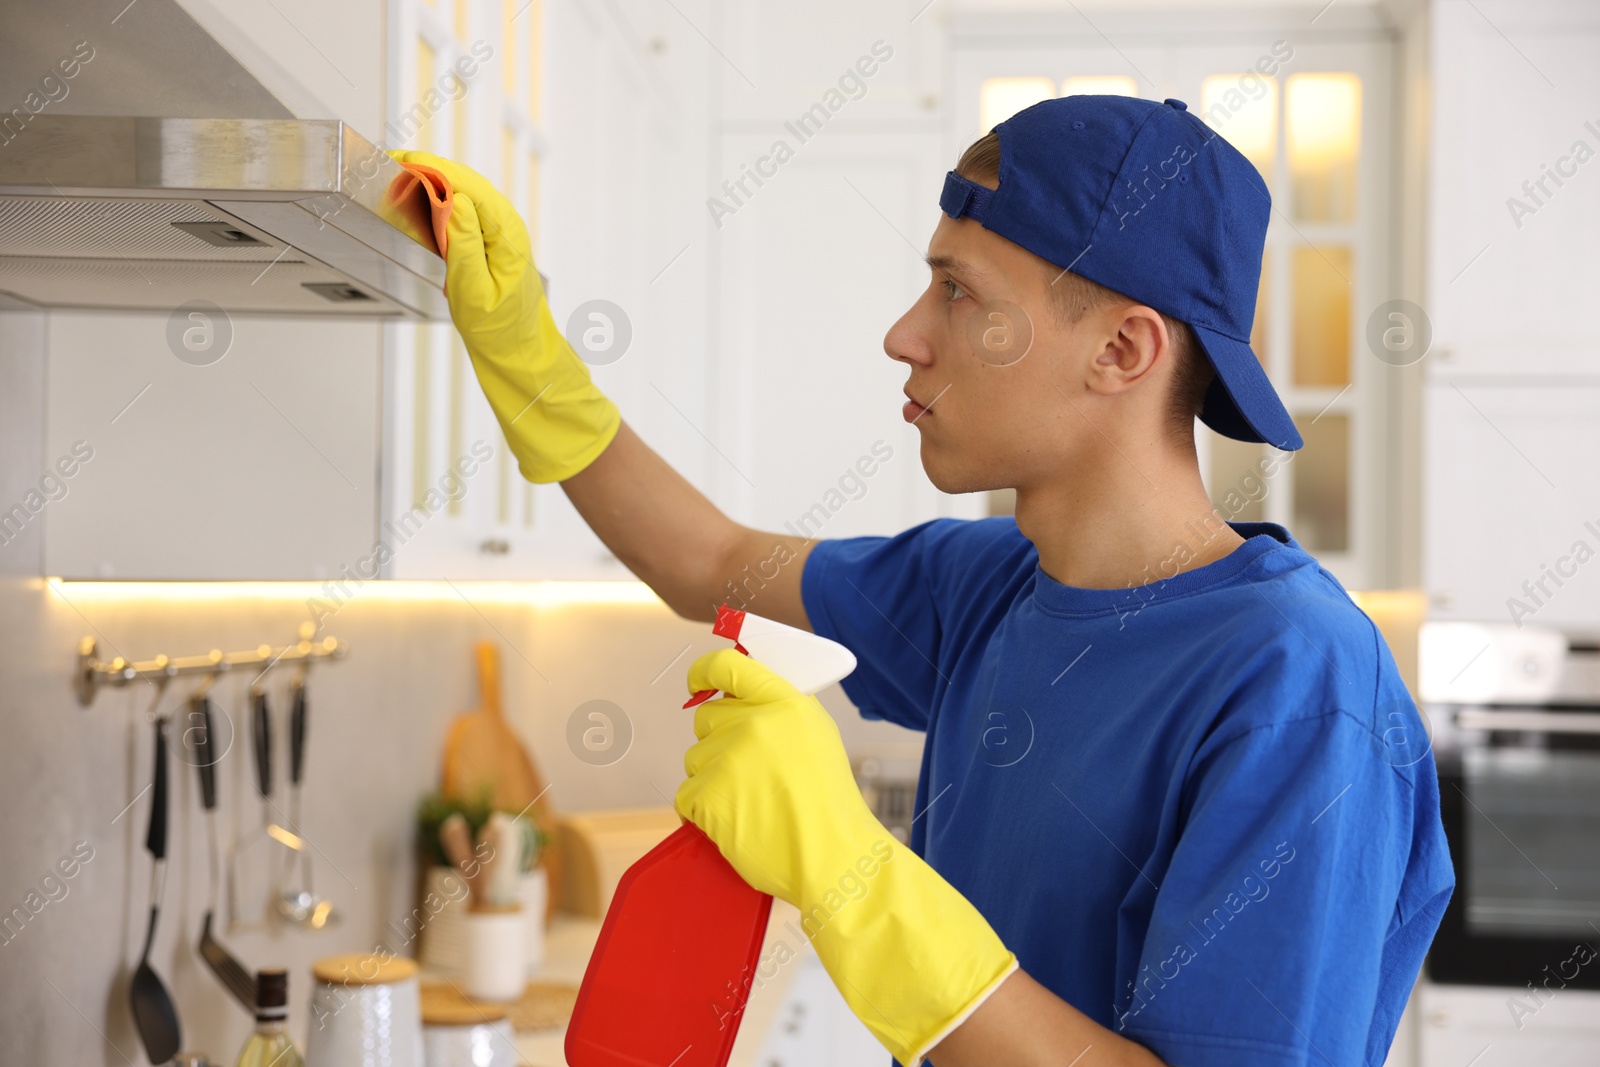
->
(1455, 708), (1600, 735)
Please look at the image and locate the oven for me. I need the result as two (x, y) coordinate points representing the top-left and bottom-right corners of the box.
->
(1419, 623), (1600, 990)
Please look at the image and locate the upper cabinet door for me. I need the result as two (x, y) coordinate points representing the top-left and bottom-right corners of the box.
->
(380, 0), (711, 578)
(43, 311), (381, 580)
(377, 0), (652, 575)
(1423, 380), (1600, 627)
(1426, 1), (1600, 378)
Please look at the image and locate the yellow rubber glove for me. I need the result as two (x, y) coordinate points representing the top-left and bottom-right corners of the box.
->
(676, 649), (1018, 1066)
(389, 150), (620, 483)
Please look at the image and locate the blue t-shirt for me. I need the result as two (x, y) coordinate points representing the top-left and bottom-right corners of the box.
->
(801, 518), (1454, 1067)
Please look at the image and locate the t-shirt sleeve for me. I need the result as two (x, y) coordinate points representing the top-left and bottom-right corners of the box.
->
(1116, 698), (1454, 1066)
(800, 517), (1032, 731)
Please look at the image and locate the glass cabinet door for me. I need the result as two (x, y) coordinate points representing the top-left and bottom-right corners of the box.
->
(384, 0), (556, 577)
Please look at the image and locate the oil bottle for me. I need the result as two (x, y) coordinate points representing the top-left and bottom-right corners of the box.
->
(235, 970), (302, 1067)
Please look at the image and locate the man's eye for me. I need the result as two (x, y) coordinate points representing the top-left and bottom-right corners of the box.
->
(941, 278), (967, 302)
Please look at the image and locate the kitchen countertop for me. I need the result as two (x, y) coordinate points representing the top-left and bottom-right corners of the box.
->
(506, 901), (811, 1067)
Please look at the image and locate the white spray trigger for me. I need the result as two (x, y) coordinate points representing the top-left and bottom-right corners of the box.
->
(732, 612), (857, 695)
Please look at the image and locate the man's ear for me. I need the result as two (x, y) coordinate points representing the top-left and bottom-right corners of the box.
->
(1085, 306), (1168, 397)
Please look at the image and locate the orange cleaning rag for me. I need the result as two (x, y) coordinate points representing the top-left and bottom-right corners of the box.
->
(390, 160), (454, 260)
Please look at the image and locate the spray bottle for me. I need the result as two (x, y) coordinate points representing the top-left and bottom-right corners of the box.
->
(565, 605), (857, 1067)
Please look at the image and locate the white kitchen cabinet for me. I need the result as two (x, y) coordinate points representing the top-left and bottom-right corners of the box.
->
(1422, 381), (1600, 630)
(42, 311), (382, 580)
(1423, 0), (1600, 379)
(379, 0), (717, 578)
(1419, 0), (1600, 632)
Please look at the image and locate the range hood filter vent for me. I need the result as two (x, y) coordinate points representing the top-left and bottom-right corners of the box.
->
(1, 197), (286, 261)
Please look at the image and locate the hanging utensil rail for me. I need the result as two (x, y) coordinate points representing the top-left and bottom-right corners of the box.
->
(74, 622), (347, 707)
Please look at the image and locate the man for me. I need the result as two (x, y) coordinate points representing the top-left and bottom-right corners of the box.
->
(397, 93), (1453, 1066)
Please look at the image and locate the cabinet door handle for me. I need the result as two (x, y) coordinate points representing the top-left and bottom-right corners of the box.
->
(1456, 708), (1600, 735)
(479, 539), (511, 556)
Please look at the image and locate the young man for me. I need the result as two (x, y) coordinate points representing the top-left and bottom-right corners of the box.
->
(397, 93), (1453, 1066)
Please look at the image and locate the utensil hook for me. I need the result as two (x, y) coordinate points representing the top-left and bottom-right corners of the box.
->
(143, 666), (173, 725)
(189, 669), (221, 704)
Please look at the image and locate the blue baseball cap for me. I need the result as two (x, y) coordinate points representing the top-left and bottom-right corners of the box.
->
(940, 95), (1302, 451)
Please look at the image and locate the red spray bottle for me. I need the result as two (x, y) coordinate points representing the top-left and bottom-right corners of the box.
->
(565, 606), (857, 1067)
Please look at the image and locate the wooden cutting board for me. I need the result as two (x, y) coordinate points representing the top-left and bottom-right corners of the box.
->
(442, 641), (560, 921)
(443, 641), (544, 811)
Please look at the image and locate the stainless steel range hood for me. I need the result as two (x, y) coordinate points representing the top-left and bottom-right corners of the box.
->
(0, 118), (449, 317)
(0, 0), (448, 318)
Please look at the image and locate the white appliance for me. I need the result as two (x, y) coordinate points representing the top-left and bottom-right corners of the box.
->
(1416, 622), (1600, 1066)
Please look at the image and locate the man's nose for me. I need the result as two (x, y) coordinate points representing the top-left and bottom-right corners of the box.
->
(884, 296), (935, 368)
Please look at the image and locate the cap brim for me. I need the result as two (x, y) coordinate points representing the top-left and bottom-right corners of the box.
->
(1189, 322), (1303, 451)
